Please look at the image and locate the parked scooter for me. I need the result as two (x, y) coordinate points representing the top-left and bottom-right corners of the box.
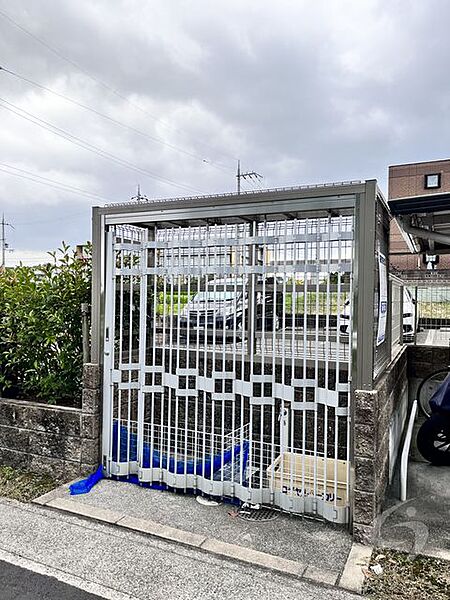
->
(416, 371), (450, 466)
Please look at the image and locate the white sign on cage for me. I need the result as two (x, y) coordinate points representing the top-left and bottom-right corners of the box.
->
(377, 252), (388, 346)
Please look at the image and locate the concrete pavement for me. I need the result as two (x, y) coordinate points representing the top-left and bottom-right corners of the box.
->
(0, 497), (359, 599)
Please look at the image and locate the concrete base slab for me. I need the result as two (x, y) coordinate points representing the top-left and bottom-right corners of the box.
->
(35, 478), (355, 591)
(381, 461), (450, 556)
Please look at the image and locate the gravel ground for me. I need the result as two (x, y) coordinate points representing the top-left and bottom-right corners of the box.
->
(365, 548), (450, 600)
(0, 465), (58, 502)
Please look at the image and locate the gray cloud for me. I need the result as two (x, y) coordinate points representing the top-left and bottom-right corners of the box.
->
(1, 0), (450, 263)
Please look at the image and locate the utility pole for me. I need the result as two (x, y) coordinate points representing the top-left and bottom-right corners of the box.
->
(237, 160), (241, 194)
(1, 213), (14, 268)
(236, 160), (263, 194)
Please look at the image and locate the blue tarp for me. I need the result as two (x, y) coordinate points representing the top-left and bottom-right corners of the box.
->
(70, 422), (249, 495)
(111, 422), (249, 479)
(429, 372), (450, 414)
(70, 465), (103, 495)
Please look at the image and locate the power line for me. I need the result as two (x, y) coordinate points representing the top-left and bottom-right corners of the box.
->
(0, 66), (235, 175)
(15, 211), (87, 226)
(0, 162), (120, 203)
(0, 7), (238, 168)
(0, 96), (204, 194)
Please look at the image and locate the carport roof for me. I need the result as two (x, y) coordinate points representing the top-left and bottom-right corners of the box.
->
(93, 180), (377, 228)
(388, 192), (450, 254)
(388, 191), (450, 216)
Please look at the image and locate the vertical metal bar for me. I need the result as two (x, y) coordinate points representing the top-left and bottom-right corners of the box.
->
(313, 218), (320, 504)
(167, 231), (175, 478)
(149, 227), (157, 475)
(323, 214), (332, 505)
(118, 239), (124, 465)
(290, 219), (297, 505)
(174, 236), (182, 480)
(194, 229), (201, 488)
(240, 223), (247, 488)
(334, 215), (343, 510)
(137, 229), (148, 473)
(81, 302), (90, 364)
(159, 228), (168, 481)
(414, 285), (418, 345)
(102, 229), (115, 475)
(301, 218), (308, 501)
(231, 223), (239, 490)
(184, 226), (192, 489)
(260, 220), (267, 493)
(248, 220), (257, 491)
(346, 215), (354, 513)
(270, 222), (278, 494)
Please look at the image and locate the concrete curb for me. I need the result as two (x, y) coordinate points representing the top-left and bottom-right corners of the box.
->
(338, 542), (373, 594)
(34, 491), (345, 590)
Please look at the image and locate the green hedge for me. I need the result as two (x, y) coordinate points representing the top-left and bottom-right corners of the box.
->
(0, 243), (91, 404)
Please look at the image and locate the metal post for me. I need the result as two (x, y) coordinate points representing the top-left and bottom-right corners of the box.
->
(1, 213), (5, 268)
(352, 181), (378, 391)
(414, 285), (418, 345)
(81, 302), (90, 364)
(91, 207), (104, 365)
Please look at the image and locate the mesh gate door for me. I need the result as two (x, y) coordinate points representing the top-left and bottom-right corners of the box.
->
(103, 215), (353, 523)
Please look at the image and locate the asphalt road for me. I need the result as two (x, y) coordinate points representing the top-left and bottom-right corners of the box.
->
(0, 498), (357, 600)
(0, 560), (103, 600)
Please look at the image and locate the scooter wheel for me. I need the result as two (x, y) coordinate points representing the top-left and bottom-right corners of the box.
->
(417, 414), (450, 466)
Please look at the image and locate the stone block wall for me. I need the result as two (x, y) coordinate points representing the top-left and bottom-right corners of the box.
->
(353, 347), (408, 544)
(0, 364), (101, 480)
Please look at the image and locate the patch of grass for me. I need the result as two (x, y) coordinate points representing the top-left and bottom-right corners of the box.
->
(365, 548), (450, 600)
(0, 465), (58, 502)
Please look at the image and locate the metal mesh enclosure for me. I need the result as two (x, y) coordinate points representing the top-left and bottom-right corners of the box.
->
(102, 210), (355, 523)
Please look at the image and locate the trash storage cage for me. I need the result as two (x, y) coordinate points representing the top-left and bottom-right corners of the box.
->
(91, 181), (388, 525)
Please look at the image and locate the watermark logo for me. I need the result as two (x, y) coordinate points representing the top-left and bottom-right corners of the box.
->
(377, 497), (429, 555)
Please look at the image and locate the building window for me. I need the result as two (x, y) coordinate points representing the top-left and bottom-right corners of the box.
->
(424, 173), (441, 189)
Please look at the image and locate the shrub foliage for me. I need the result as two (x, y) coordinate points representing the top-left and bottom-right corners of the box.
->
(0, 243), (91, 404)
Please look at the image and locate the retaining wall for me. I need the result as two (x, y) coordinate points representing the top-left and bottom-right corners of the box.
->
(0, 364), (101, 479)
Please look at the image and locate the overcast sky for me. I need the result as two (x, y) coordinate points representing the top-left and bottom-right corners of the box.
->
(1, 0), (449, 264)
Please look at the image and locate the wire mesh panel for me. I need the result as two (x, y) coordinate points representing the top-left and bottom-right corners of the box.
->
(103, 213), (354, 523)
(413, 285), (450, 346)
(390, 278), (403, 350)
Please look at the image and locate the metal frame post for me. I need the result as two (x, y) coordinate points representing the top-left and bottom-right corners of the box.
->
(91, 206), (105, 365)
(352, 180), (378, 391)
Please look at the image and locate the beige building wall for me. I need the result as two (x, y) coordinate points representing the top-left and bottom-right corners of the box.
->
(388, 159), (450, 271)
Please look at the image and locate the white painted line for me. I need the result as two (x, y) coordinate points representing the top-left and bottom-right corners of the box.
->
(338, 542), (373, 593)
(0, 547), (139, 600)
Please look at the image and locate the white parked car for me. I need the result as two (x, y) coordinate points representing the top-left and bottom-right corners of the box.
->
(339, 288), (416, 341)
